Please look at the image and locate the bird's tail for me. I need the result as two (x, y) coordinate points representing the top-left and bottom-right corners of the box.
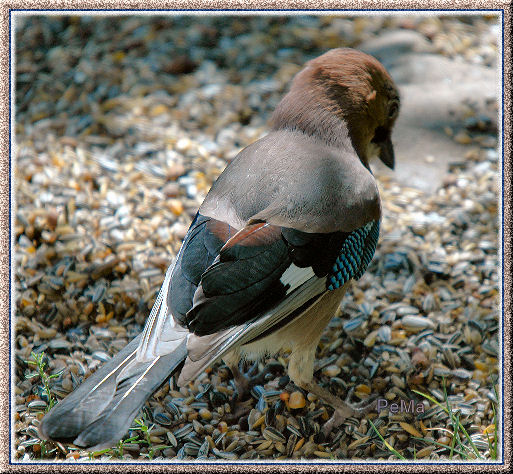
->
(38, 333), (187, 451)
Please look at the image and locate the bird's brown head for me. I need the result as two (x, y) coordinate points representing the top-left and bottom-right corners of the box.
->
(271, 48), (400, 169)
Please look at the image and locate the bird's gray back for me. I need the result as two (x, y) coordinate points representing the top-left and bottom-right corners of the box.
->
(200, 129), (381, 233)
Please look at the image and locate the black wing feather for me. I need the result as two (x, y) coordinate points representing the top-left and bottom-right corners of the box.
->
(186, 223), (291, 334)
(168, 213), (352, 337)
(168, 213), (236, 325)
(283, 227), (350, 276)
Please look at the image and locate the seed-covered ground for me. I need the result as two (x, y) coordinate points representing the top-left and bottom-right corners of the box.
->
(14, 15), (500, 462)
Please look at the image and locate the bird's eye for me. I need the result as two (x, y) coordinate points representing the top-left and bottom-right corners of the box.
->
(388, 101), (399, 119)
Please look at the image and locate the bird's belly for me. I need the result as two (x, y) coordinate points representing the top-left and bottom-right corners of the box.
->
(236, 284), (349, 384)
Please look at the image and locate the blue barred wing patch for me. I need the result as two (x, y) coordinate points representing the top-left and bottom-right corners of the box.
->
(327, 220), (380, 290)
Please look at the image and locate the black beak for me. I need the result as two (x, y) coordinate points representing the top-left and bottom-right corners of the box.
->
(378, 135), (395, 170)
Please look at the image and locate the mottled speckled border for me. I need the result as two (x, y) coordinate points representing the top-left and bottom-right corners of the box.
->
(1, 1), (511, 472)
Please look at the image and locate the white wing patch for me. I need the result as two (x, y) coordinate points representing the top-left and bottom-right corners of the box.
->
(280, 264), (316, 294)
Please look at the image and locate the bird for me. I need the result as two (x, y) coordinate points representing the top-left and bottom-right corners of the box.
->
(39, 48), (400, 451)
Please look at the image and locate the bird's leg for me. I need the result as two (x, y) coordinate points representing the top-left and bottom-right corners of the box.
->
(218, 360), (256, 425)
(300, 382), (377, 437)
(226, 360), (259, 401)
(227, 359), (285, 401)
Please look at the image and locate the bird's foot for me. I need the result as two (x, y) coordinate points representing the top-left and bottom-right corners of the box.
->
(322, 397), (377, 438)
(300, 382), (378, 438)
(223, 398), (254, 425)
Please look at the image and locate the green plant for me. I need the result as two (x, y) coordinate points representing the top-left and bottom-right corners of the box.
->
(484, 384), (499, 460)
(26, 351), (61, 410)
(413, 378), (484, 460)
(86, 416), (170, 459)
(25, 351), (62, 459)
(368, 418), (406, 460)
(87, 435), (142, 459)
(134, 417), (157, 460)
(114, 436), (140, 458)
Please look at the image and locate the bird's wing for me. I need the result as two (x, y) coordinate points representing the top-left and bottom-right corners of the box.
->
(137, 212), (346, 358)
(178, 219), (379, 384)
(137, 211), (379, 366)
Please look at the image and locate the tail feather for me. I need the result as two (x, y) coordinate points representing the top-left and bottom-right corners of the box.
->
(39, 334), (187, 451)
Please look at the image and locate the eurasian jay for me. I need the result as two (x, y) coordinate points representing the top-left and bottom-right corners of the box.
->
(39, 48), (400, 450)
